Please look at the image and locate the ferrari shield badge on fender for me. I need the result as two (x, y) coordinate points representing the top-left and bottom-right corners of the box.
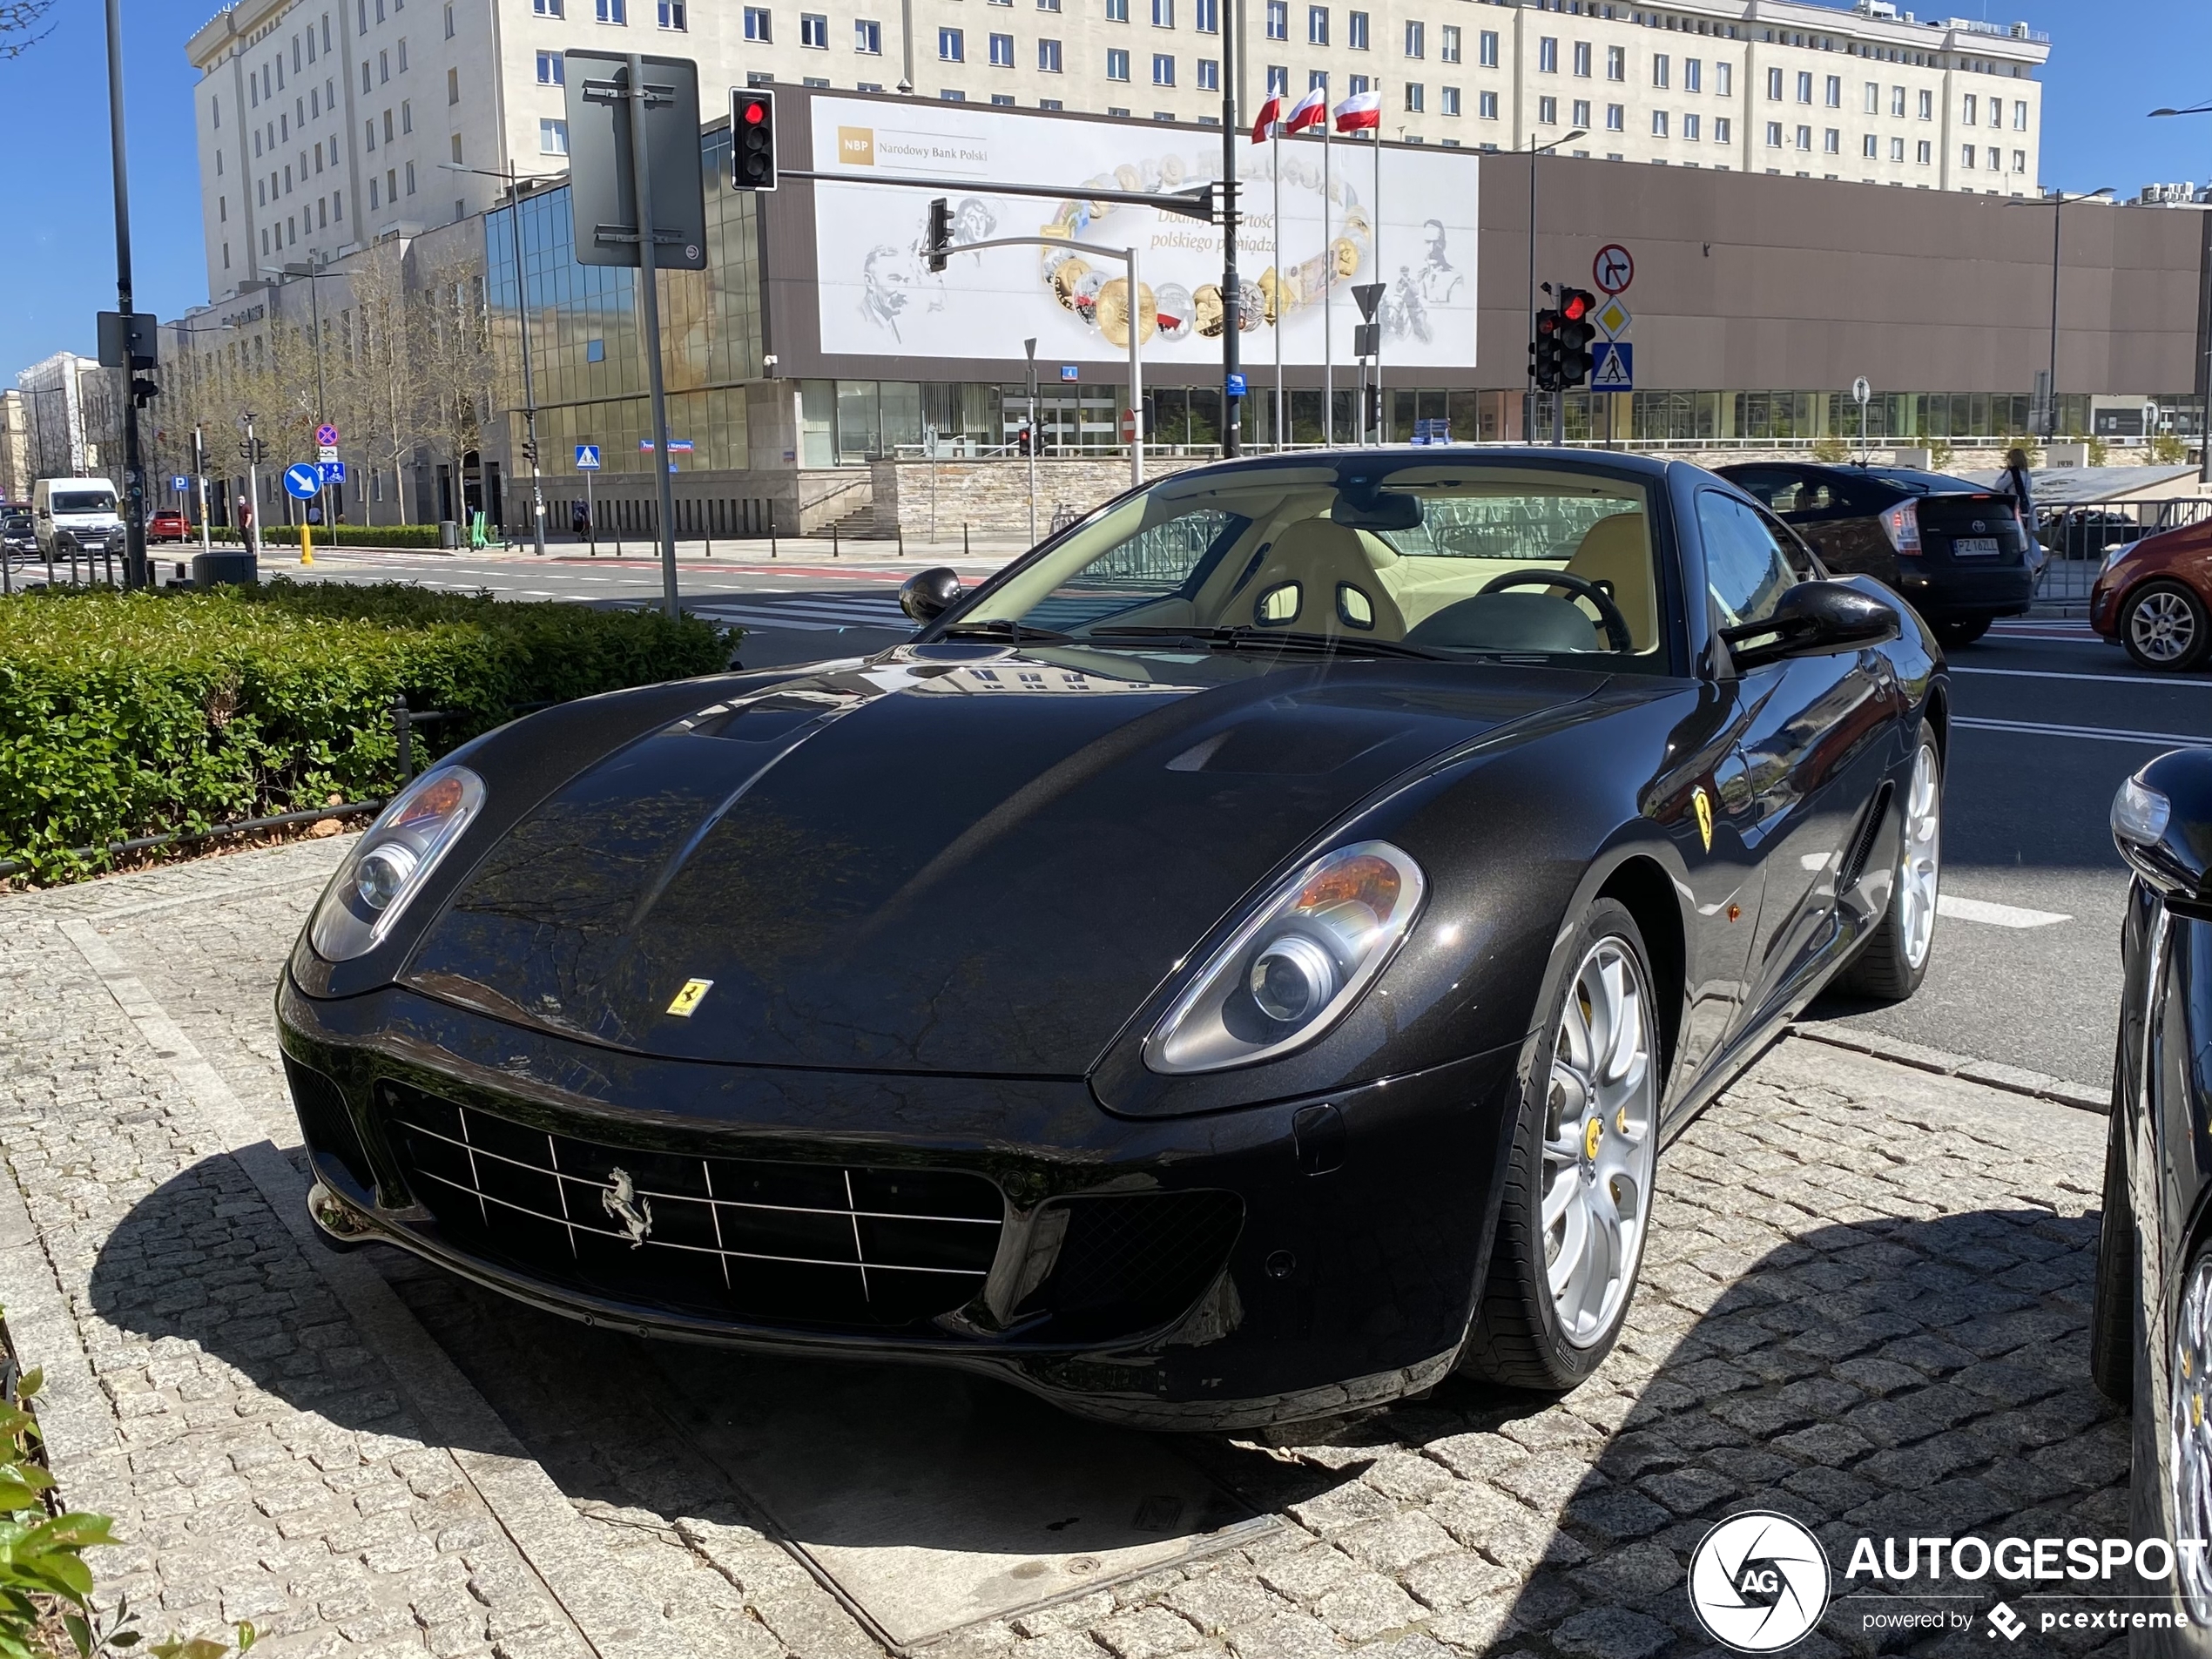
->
(666, 978), (714, 1017)
(1691, 786), (1714, 853)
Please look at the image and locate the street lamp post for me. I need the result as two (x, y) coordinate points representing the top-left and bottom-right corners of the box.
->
(103, 0), (148, 589)
(2151, 103), (2212, 482)
(1521, 128), (1587, 445)
(266, 262), (336, 545)
(2009, 185), (2112, 446)
(445, 160), (550, 556)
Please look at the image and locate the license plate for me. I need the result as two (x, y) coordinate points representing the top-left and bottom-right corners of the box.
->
(1952, 536), (2000, 558)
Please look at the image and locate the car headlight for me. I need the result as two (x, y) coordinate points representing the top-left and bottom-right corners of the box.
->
(1143, 840), (1426, 1075)
(308, 765), (485, 961)
(2101, 540), (2140, 573)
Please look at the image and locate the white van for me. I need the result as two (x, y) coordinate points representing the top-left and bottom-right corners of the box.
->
(32, 477), (122, 559)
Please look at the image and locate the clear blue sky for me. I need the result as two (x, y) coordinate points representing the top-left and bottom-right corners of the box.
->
(0, 0), (2205, 374)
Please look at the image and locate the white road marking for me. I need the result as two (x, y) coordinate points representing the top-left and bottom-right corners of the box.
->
(1954, 666), (2212, 688)
(1955, 715), (2212, 747)
(1938, 894), (2072, 929)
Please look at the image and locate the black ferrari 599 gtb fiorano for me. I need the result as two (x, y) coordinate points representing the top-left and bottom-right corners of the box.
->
(278, 448), (1946, 1427)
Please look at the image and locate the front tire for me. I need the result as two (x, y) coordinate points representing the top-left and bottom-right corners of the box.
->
(1460, 898), (1658, 1391)
(1932, 616), (1991, 650)
(2121, 580), (2210, 672)
(2091, 1098), (2134, 1409)
(1839, 736), (1941, 1002)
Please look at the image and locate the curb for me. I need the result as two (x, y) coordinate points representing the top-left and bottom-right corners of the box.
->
(1787, 1021), (2110, 1115)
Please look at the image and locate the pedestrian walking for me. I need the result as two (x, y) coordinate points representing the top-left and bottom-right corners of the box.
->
(2002, 445), (2045, 577)
(571, 502), (591, 541)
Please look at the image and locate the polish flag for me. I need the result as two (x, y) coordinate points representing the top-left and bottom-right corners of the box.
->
(1251, 92), (1283, 143)
(1333, 88), (1382, 132)
(1283, 86), (1329, 132)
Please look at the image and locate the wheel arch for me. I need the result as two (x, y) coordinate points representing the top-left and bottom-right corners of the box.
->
(1595, 853), (1687, 1090)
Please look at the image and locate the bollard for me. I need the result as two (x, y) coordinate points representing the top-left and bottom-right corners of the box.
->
(963, 523), (970, 559)
(898, 524), (905, 558)
(769, 501), (778, 560)
(833, 521), (840, 560)
(393, 696), (415, 783)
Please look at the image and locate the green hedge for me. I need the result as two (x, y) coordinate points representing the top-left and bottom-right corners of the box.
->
(0, 580), (735, 882)
(208, 524), (444, 549)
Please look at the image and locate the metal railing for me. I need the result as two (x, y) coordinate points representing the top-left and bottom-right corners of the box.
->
(2033, 498), (2212, 603)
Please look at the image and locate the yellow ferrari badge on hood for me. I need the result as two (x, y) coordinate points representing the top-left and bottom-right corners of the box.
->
(1692, 786), (1713, 853)
(666, 978), (714, 1017)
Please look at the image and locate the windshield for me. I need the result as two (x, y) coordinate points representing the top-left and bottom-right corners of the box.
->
(51, 492), (116, 515)
(1867, 469), (1984, 497)
(948, 459), (1668, 665)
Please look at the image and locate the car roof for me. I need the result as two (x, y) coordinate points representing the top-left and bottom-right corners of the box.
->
(1154, 444), (1679, 485)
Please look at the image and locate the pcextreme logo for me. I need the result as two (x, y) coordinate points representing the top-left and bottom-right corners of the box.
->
(837, 126), (875, 165)
(1687, 1513), (1832, 1653)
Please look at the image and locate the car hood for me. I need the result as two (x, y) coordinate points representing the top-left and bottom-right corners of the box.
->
(400, 644), (1604, 1075)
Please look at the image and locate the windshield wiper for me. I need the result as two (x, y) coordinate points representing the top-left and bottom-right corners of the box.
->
(1087, 624), (1441, 661)
(936, 618), (1078, 644)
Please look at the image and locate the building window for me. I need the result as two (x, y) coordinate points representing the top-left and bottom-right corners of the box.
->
(1480, 89), (1499, 119)
(2013, 148), (2026, 172)
(1960, 143), (1975, 169)
(1683, 111), (1698, 140)
(1824, 126), (1839, 153)
(1713, 116), (1730, 144)
(989, 31), (1013, 64)
(1308, 68), (1325, 91)
(448, 132), (461, 162)
(800, 11), (827, 44)
(2013, 99), (2027, 130)
(1265, 63), (1286, 92)
(1891, 84), (1905, 117)
(595, 0), (624, 21)
(1107, 44), (1129, 77)
(1651, 53), (1667, 87)
(1403, 80), (1421, 110)
(941, 88), (965, 98)
(1038, 36), (1060, 69)
(1986, 145), (2000, 171)
(657, 0), (684, 28)
(1918, 88), (1932, 119)
(1194, 0), (1215, 30)
(1916, 139), (1931, 164)
(855, 17), (881, 50)
(1862, 132), (1877, 158)
(1684, 58), (1700, 92)
(1571, 98), (1589, 126)
(1346, 10), (1366, 49)
(1651, 109), (1667, 136)
(1536, 36), (1555, 72)
(1306, 6), (1325, 44)
(1715, 61), (1731, 97)
(1197, 56), (1217, 87)
(989, 91), (1014, 104)
(532, 52), (557, 85)
(1824, 74), (1840, 107)
(401, 98), (411, 131)
(1264, 0), (1285, 37)
(1962, 92), (1977, 125)
(939, 26), (961, 57)
(396, 37), (406, 70)
(1403, 19), (1420, 57)
(1150, 0), (1170, 25)
(1105, 0), (1126, 18)
(1764, 120), (1782, 146)
(1987, 98), (2003, 130)
(534, 0), (562, 13)
(1605, 44), (1623, 81)
(1439, 24), (1457, 63)
(404, 160), (415, 192)
(1039, 95), (1062, 106)
(1537, 94), (1555, 124)
(443, 2), (454, 36)
(1765, 65), (1781, 100)
(1794, 124), (1811, 150)
(1571, 39), (1588, 76)
(1440, 85), (1458, 115)
(1795, 71), (1811, 103)
(1890, 136), (1905, 160)
(743, 5), (768, 37)
(1346, 72), (1366, 94)
(1862, 80), (1878, 113)
(1605, 102), (1622, 131)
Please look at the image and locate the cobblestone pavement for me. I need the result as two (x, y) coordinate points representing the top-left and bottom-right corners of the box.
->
(0, 839), (2126, 1659)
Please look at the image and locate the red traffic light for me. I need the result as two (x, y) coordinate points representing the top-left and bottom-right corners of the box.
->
(1561, 290), (1590, 322)
(743, 100), (766, 125)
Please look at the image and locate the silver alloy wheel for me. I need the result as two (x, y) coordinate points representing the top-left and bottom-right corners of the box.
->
(1539, 937), (1657, 1349)
(1899, 740), (1942, 972)
(2130, 588), (2200, 664)
(2173, 1254), (2212, 1623)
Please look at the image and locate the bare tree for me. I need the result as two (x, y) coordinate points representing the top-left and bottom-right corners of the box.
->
(337, 240), (418, 525)
(0, 0), (56, 57)
(410, 249), (498, 526)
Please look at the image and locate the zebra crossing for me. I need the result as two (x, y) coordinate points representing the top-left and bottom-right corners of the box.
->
(681, 589), (914, 632)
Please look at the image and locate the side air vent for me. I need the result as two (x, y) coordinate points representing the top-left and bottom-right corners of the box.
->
(282, 1056), (374, 1194)
(1838, 779), (1895, 895)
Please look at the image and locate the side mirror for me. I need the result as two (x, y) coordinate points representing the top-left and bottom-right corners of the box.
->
(2113, 749), (2212, 909)
(1718, 580), (1898, 670)
(899, 566), (962, 623)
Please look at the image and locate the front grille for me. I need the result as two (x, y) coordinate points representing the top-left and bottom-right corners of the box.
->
(1026, 1190), (1244, 1340)
(284, 1055), (374, 1192)
(382, 1087), (1003, 1330)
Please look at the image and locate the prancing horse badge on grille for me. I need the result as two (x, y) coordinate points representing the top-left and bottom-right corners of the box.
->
(601, 1168), (654, 1247)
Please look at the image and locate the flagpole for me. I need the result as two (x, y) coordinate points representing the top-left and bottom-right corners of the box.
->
(1272, 125), (1284, 450)
(1372, 101), (1383, 446)
(1323, 116), (1333, 447)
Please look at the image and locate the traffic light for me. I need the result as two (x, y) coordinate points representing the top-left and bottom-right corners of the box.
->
(1556, 288), (1597, 388)
(130, 375), (160, 409)
(1363, 381), (1382, 434)
(925, 197), (954, 273)
(1532, 307), (1562, 392)
(732, 89), (778, 191)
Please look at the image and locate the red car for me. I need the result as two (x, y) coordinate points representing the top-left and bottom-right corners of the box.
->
(2091, 517), (2212, 671)
(147, 510), (191, 543)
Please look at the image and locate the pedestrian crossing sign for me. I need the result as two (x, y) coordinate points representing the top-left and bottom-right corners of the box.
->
(1590, 341), (1635, 392)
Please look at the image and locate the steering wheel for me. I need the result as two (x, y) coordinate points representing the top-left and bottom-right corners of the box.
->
(1477, 569), (1634, 653)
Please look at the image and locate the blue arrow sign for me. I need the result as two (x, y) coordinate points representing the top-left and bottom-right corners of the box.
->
(319, 462), (347, 485)
(575, 444), (602, 470)
(282, 462), (321, 500)
(1589, 341), (1635, 392)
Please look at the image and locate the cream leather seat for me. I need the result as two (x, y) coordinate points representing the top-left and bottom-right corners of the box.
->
(1561, 512), (1658, 652)
(1234, 518), (1408, 637)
